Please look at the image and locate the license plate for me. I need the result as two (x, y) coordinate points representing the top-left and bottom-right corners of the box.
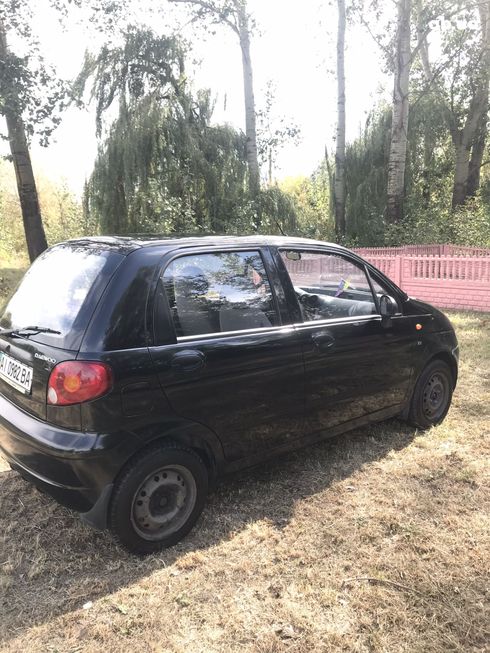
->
(0, 352), (33, 394)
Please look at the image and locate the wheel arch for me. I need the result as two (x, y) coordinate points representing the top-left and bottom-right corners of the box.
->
(425, 350), (458, 389)
(122, 420), (224, 487)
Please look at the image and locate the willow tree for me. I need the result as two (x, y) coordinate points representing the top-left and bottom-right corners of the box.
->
(85, 91), (250, 235)
(79, 29), (251, 234)
(75, 28), (186, 137)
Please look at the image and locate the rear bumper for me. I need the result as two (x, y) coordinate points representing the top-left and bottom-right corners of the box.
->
(0, 393), (127, 527)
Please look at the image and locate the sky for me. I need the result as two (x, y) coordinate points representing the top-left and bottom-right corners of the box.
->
(11, 0), (392, 195)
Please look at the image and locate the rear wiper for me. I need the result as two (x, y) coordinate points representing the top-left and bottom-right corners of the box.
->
(0, 325), (61, 339)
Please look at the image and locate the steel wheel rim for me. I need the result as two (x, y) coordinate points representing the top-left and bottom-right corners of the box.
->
(131, 465), (197, 541)
(422, 372), (449, 420)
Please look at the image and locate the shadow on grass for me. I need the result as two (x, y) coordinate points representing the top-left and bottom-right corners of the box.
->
(0, 418), (419, 642)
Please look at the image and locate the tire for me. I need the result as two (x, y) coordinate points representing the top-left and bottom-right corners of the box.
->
(108, 442), (208, 555)
(408, 359), (453, 429)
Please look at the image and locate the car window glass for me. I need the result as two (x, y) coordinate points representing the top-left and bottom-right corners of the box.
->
(280, 250), (377, 321)
(162, 251), (279, 337)
(0, 245), (115, 339)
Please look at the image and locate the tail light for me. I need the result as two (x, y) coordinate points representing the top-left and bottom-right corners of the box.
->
(47, 361), (113, 406)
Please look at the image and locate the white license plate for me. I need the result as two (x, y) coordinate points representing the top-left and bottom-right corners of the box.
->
(0, 352), (33, 394)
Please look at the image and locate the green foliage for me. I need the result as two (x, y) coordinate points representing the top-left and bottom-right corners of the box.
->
(0, 160), (87, 259)
(84, 91), (256, 235)
(75, 28), (186, 138)
(81, 28), (299, 237)
(256, 81), (301, 183)
(337, 99), (490, 247)
(279, 165), (334, 240)
(344, 106), (391, 244)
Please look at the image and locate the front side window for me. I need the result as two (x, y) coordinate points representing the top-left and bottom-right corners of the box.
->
(162, 250), (279, 337)
(280, 250), (377, 321)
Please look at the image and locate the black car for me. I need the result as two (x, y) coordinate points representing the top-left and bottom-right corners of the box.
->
(0, 236), (458, 553)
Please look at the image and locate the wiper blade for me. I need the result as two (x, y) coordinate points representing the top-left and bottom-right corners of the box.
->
(0, 325), (61, 338)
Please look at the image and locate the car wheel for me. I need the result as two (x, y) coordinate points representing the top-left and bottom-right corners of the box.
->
(408, 359), (453, 429)
(108, 442), (208, 555)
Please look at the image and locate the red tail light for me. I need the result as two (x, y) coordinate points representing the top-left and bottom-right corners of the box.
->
(47, 361), (113, 406)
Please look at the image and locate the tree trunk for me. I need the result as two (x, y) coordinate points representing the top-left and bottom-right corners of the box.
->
(422, 123), (433, 207)
(451, 3), (490, 207)
(386, 0), (411, 224)
(451, 102), (489, 208)
(0, 23), (47, 262)
(452, 140), (471, 208)
(334, 0), (346, 237)
(237, 6), (260, 205)
(467, 123), (487, 197)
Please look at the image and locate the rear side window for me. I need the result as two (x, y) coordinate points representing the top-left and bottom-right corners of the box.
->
(0, 245), (123, 349)
(281, 250), (377, 321)
(162, 250), (279, 337)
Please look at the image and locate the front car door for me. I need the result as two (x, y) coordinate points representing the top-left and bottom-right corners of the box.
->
(149, 246), (305, 463)
(274, 246), (417, 434)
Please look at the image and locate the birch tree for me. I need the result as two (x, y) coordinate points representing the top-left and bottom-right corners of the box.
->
(386, 0), (412, 223)
(334, 0), (347, 235)
(168, 0), (261, 202)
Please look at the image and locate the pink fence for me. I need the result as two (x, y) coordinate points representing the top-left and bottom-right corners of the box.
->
(362, 253), (490, 312)
(355, 244), (490, 257)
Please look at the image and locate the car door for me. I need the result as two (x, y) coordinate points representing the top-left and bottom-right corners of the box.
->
(148, 246), (305, 462)
(275, 247), (417, 434)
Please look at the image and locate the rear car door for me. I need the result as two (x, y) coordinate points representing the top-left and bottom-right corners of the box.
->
(275, 247), (417, 434)
(149, 246), (305, 462)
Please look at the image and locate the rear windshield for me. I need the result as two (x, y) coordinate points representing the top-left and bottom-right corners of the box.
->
(0, 244), (124, 350)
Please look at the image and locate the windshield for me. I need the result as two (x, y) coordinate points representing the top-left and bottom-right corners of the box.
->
(0, 244), (124, 350)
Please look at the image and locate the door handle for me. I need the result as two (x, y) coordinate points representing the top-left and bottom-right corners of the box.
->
(171, 349), (206, 372)
(312, 332), (335, 352)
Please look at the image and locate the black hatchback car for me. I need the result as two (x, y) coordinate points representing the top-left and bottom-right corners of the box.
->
(0, 236), (458, 553)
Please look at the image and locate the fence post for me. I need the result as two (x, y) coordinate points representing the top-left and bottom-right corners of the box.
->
(394, 255), (402, 288)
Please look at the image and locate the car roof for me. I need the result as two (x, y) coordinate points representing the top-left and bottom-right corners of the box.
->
(65, 234), (349, 255)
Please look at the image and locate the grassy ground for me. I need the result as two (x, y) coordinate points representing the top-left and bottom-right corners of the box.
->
(0, 267), (488, 651)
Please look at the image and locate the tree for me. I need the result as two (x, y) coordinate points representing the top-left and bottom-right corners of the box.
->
(334, 0), (347, 235)
(0, 11), (51, 261)
(386, 0), (412, 223)
(78, 29), (252, 234)
(168, 0), (261, 203)
(75, 28), (186, 137)
(0, 0), (124, 261)
(85, 92), (251, 235)
(256, 82), (300, 185)
(419, 1), (490, 208)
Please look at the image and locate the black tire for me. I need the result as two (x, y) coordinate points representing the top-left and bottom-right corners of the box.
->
(408, 359), (453, 429)
(108, 442), (208, 555)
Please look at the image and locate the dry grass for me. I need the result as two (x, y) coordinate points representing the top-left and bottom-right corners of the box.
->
(0, 289), (489, 651)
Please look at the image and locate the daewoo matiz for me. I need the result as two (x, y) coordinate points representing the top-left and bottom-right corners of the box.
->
(0, 236), (458, 553)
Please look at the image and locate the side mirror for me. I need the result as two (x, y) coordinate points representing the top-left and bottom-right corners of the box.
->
(379, 294), (398, 317)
